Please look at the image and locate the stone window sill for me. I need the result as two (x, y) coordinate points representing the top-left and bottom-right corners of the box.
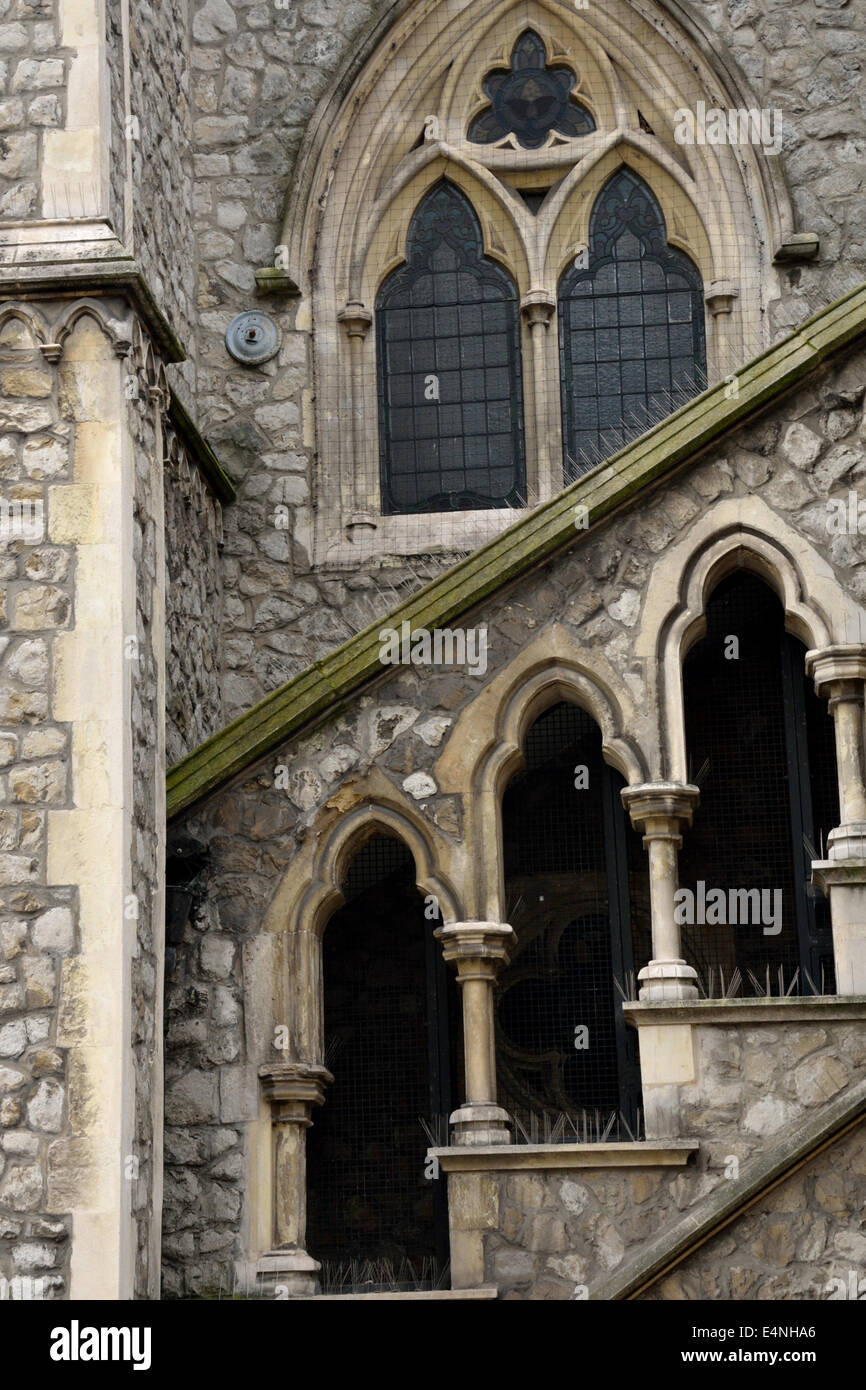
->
(429, 1141), (699, 1172)
(622, 995), (866, 1026)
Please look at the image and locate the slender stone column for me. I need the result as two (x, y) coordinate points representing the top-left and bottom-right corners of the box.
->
(256, 1061), (332, 1295)
(807, 646), (866, 992)
(435, 921), (514, 1145)
(337, 300), (376, 538)
(520, 290), (556, 499)
(622, 784), (701, 1000)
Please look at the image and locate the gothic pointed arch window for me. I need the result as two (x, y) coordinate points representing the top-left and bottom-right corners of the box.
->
(375, 180), (526, 515)
(558, 168), (708, 478)
(290, 1), (785, 561)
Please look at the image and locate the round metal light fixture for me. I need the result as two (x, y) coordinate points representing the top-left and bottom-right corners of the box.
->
(225, 310), (282, 365)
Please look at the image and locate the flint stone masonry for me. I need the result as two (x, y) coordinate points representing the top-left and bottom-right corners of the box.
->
(164, 429), (225, 765)
(162, 346), (866, 1293)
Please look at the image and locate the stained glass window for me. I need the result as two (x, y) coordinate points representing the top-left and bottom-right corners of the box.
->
(376, 180), (526, 515)
(558, 168), (707, 480)
(469, 30), (595, 150)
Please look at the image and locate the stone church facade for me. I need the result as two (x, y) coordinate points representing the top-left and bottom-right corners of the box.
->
(0, 0), (865, 1301)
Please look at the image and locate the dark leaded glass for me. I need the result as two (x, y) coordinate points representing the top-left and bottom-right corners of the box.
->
(376, 181), (526, 514)
(559, 168), (707, 480)
(468, 30), (595, 150)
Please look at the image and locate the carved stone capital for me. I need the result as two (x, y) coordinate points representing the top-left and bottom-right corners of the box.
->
(258, 1061), (333, 1125)
(806, 645), (866, 702)
(520, 289), (556, 329)
(705, 280), (739, 316)
(338, 300), (373, 340)
(435, 920), (514, 973)
(621, 783), (701, 841)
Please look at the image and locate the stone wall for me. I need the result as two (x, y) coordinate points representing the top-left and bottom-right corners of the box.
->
(462, 1016), (866, 1299)
(126, 342), (166, 1300)
(160, 341), (866, 1293)
(641, 1117), (866, 1301)
(130, 0), (196, 371)
(0, 0), (66, 219)
(0, 306), (76, 1298)
(164, 432), (225, 767)
(178, 0), (866, 719)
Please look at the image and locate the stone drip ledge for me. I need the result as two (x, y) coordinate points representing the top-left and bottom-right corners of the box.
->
(622, 995), (866, 1026)
(430, 1141), (699, 1172)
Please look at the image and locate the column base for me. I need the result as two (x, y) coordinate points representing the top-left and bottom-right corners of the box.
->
(255, 1249), (320, 1297)
(638, 960), (699, 1001)
(449, 1103), (512, 1146)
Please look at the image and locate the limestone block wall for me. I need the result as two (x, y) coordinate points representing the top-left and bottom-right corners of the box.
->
(0, 301), (169, 1299)
(161, 343), (866, 1293)
(178, 0), (866, 717)
(0, 305), (75, 1298)
(0, 0), (66, 219)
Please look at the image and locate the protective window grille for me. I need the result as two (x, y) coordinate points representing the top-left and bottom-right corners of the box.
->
(498, 703), (642, 1133)
(558, 168), (707, 481)
(376, 180), (526, 515)
(680, 573), (839, 995)
(468, 29), (595, 149)
(306, 835), (460, 1274)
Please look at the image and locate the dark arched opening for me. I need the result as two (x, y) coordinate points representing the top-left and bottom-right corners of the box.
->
(306, 834), (461, 1282)
(680, 571), (839, 994)
(497, 702), (645, 1134)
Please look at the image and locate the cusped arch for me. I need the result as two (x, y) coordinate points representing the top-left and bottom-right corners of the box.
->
(436, 625), (648, 921)
(641, 498), (865, 782)
(309, 801), (463, 936)
(0, 304), (49, 349)
(54, 301), (132, 357)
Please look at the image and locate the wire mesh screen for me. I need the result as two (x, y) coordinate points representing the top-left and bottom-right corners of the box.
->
(376, 180), (526, 514)
(680, 572), (839, 994)
(306, 834), (460, 1271)
(558, 168), (707, 480)
(498, 702), (640, 1128)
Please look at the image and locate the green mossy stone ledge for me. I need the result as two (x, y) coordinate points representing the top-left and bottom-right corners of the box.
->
(166, 281), (866, 820)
